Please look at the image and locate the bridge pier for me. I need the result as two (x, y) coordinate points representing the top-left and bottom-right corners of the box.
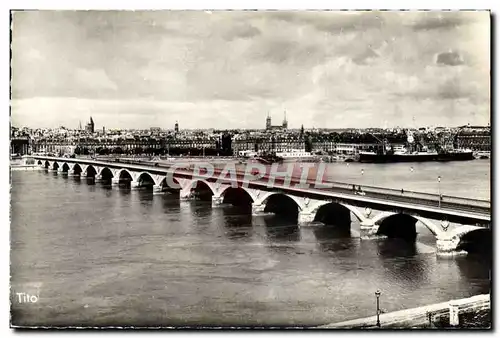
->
(67, 169), (77, 177)
(359, 220), (381, 239)
(298, 211), (315, 225)
(130, 180), (141, 190)
(251, 203), (266, 216)
(111, 177), (120, 186)
(436, 236), (467, 257)
(212, 195), (224, 207)
(152, 184), (164, 195)
(94, 174), (103, 182)
(57, 168), (66, 175)
(180, 189), (195, 201)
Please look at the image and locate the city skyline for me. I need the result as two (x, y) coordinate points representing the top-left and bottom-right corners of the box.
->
(12, 113), (490, 132)
(11, 11), (490, 129)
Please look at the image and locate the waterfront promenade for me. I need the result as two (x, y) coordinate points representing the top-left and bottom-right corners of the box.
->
(319, 294), (490, 329)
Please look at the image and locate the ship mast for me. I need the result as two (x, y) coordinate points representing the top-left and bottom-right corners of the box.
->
(369, 132), (387, 155)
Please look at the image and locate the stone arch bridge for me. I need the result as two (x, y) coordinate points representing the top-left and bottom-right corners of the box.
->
(33, 156), (491, 257)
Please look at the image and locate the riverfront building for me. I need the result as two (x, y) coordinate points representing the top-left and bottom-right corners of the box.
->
(14, 120), (491, 158)
(455, 126), (491, 151)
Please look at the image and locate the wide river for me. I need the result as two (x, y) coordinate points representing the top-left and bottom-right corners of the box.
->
(10, 160), (491, 327)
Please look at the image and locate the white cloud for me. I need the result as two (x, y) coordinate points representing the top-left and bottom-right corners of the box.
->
(10, 10), (490, 129)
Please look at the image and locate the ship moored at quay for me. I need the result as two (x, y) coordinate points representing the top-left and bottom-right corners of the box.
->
(358, 130), (475, 163)
(359, 149), (474, 163)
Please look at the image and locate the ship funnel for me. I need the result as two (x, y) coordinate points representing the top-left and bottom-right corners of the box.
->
(407, 130), (414, 144)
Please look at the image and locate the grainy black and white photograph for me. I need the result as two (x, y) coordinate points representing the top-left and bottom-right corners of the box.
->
(9, 9), (491, 329)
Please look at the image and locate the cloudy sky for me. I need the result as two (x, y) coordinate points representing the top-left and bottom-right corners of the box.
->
(11, 10), (490, 129)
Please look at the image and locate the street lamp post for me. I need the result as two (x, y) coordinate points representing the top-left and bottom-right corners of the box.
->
(437, 176), (441, 208)
(375, 290), (381, 328)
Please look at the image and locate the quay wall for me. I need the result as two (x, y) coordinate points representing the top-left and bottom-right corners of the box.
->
(318, 294), (490, 328)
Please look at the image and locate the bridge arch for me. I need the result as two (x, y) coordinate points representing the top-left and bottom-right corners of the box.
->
(255, 192), (305, 212)
(52, 162), (59, 170)
(185, 179), (217, 196)
(99, 167), (114, 181)
(454, 227), (491, 255)
(308, 201), (372, 228)
(72, 163), (83, 175)
(83, 165), (97, 178)
(61, 162), (70, 172)
(375, 213), (420, 241)
(44, 160), (50, 168)
(262, 193), (302, 219)
(135, 172), (156, 187)
(371, 212), (444, 238)
(136, 171), (163, 186)
(412, 216), (443, 237)
(312, 202), (354, 229)
(118, 168), (134, 180)
(448, 224), (484, 239)
(157, 176), (182, 190)
(116, 169), (135, 181)
(338, 203), (368, 223)
(220, 187), (255, 207)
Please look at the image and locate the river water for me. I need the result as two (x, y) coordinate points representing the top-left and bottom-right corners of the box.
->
(10, 161), (491, 327)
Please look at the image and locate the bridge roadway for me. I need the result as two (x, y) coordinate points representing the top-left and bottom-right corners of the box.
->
(32, 156), (490, 225)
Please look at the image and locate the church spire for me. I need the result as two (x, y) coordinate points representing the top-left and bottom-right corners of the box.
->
(282, 109), (288, 129)
(266, 111), (272, 130)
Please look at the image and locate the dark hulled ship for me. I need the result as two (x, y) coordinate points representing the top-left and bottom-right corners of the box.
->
(359, 149), (474, 163)
(359, 130), (474, 163)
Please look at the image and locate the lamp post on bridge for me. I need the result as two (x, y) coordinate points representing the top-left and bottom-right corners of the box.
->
(375, 290), (381, 328)
(437, 176), (441, 208)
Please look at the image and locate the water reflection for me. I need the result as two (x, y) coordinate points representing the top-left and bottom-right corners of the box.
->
(136, 190), (154, 203)
(11, 170), (492, 327)
(102, 189), (114, 199)
(376, 239), (428, 288)
(116, 187), (132, 197)
(219, 206), (254, 241)
(263, 215), (300, 241)
(456, 256), (492, 291)
(160, 194), (182, 214)
(312, 225), (357, 253)
(376, 238), (417, 258)
(189, 200), (213, 219)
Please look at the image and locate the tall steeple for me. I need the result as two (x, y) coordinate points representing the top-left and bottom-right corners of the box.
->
(282, 110), (288, 129)
(266, 111), (272, 130)
(89, 117), (94, 133)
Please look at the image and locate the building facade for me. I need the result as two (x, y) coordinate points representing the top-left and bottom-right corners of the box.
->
(455, 126), (491, 151)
